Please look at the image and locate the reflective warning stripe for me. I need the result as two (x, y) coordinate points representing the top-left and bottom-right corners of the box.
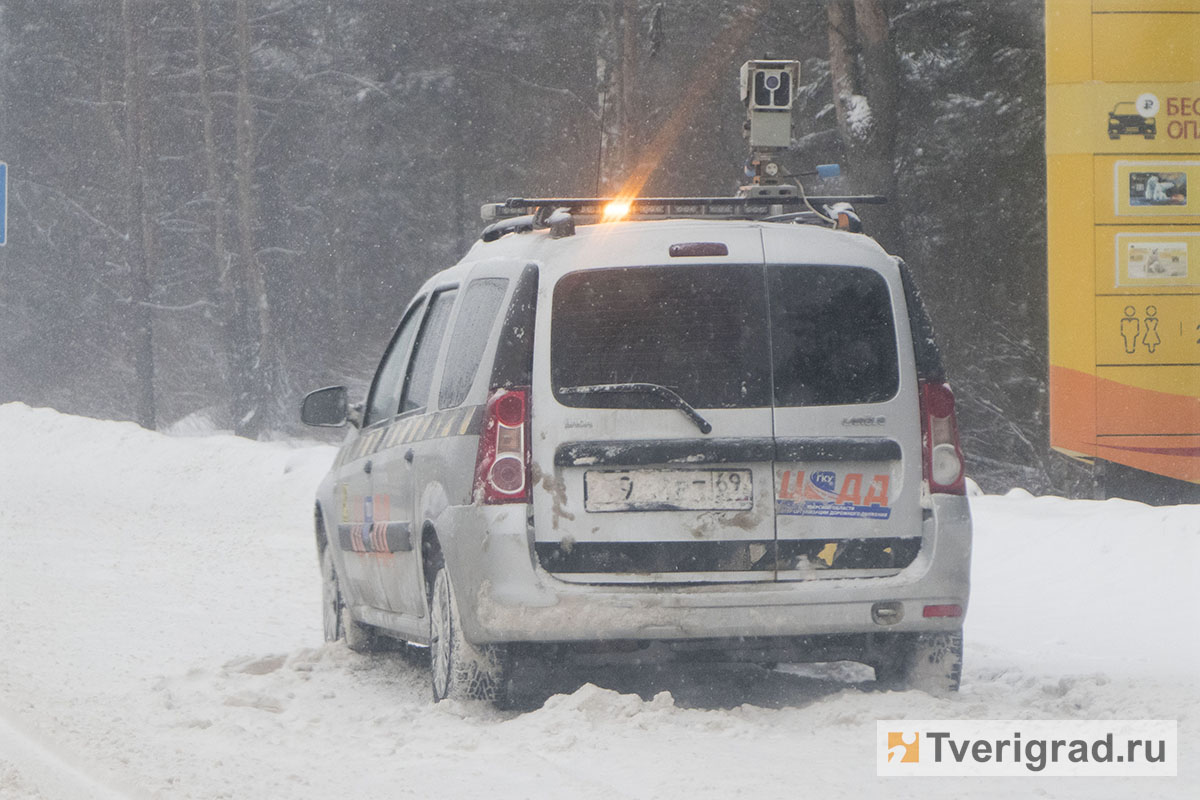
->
(337, 521), (412, 554)
(334, 405), (483, 467)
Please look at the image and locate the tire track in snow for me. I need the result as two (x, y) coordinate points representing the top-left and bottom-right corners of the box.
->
(0, 708), (141, 800)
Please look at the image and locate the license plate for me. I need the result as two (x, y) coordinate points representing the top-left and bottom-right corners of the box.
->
(584, 469), (753, 512)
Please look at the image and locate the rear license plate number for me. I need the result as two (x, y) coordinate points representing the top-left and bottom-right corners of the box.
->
(584, 469), (753, 512)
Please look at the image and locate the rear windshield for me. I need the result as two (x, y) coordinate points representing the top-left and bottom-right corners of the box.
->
(551, 263), (898, 409)
(552, 265), (770, 409)
(768, 265), (899, 406)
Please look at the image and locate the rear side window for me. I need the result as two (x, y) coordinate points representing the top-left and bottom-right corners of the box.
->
(552, 265), (770, 409)
(438, 278), (509, 409)
(897, 259), (945, 382)
(400, 288), (457, 414)
(768, 265), (899, 406)
(490, 264), (538, 389)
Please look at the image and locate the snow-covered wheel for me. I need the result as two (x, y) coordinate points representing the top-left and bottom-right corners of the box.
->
(320, 546), (380, 653)
(430, 565), (507, 702)
(320, 547), (344, 642)
(875, 630), (963, 695)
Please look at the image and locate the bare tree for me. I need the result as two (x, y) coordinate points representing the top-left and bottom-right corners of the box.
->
(231, 0), (283, 436)
(120, 0), (157, 429)
(596, 0), (640, 193)
(827, 0), (902, 251)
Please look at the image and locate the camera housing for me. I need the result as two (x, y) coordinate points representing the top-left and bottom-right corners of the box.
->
(740, 59), (800, 149)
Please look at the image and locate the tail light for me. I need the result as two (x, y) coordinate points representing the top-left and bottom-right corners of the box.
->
(919, 380), (965, 495)
(473, 387), (531, 504)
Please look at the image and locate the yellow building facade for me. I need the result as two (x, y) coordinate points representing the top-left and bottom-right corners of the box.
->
(1047, 0), (1200, 484)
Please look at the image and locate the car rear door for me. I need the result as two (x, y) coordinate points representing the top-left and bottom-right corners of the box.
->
(532, 229), (779, 584)
(761, 231), (924, 580)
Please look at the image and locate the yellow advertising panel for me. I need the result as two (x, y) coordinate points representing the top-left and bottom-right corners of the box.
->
(1092, 157), (1200, 223)
(1047, 0), (1200, 485)
(1045, 0), (1092, 84)
(1095, 295), (1200, 365)
(1092, 0), (1200, 10)
(1046, 83), (1200, 155)
(1092, 14), (1200, 83)
(1096, 230), (1200, 289)
(1112, 160), (1199, 217)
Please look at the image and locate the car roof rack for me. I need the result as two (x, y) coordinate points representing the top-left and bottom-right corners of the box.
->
(479, 191), (886, 241)
(481, 192), (885, 222)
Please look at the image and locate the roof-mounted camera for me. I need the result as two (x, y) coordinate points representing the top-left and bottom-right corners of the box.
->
(739, 59), (799, 151)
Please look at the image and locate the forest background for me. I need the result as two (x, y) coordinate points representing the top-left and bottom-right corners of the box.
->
(0, 0), (1061, 493)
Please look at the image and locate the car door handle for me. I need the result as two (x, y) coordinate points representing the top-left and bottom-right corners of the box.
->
(404, 449), (414, 463)
(363, 459), (372, 475)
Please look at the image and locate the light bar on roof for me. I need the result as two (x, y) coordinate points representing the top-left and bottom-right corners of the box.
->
(480, 193), (886, 222)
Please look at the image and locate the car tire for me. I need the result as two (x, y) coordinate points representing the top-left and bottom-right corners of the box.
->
(875, 630), (963, 695)
(430, 565), (507, 702)
(320, 547), (344, 642)
(321, 546), (380, 653)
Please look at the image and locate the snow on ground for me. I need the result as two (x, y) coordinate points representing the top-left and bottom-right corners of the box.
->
(0, 402), (1197, 799)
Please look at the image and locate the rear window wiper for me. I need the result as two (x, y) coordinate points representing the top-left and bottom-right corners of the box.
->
(556, 383), (713, 434)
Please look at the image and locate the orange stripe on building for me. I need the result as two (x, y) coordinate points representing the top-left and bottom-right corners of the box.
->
(1050, 365), (1200, 482)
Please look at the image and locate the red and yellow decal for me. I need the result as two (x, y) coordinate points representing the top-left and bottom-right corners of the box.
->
(776, 469), (891, 519)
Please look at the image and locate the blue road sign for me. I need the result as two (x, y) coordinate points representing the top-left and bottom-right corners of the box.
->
(0, 163), (6, 246)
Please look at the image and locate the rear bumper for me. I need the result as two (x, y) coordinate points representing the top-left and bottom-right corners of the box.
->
(436, 495), (971, 645)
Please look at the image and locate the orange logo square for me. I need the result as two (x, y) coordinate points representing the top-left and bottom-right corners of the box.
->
(887, 731), (920, 763)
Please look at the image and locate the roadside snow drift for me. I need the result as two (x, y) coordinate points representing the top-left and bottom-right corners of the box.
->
(0, 402), (1196, 799)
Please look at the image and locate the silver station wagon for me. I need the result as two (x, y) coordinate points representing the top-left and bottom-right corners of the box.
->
(302, 202), (972, 705)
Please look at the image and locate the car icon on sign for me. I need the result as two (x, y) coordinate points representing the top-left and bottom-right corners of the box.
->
(1108, 101), (1156, 140)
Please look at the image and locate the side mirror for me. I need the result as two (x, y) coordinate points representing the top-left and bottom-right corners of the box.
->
(301, 386), (350, 427)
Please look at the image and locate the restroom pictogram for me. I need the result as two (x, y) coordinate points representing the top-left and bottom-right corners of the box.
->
(1120, 306), (1140, 354)
(1119, 305), (1167, 356)
(1142, 305), (1161, 353)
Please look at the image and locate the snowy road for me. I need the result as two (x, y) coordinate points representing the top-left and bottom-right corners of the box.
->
(1, 403), (1197, 799)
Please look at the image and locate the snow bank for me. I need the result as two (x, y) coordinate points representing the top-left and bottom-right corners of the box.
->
(970, 491), (1199, 681)
(0, 403), (1196, 799)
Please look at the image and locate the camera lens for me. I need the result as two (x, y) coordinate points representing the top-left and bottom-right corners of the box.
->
(764, 74), (780, 90)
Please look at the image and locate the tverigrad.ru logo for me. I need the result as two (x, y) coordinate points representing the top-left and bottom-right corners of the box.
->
(886, 731), (920, 763)
(877, 720), (1176, 777)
